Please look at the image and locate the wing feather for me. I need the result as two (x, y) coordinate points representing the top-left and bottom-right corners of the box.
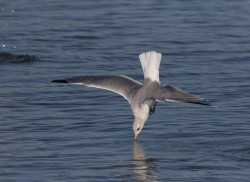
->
(153, 85), (212, 106)
(52, 75), (142, 102)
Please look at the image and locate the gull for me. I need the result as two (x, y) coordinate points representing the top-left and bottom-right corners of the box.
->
(52, 51), (212, 140)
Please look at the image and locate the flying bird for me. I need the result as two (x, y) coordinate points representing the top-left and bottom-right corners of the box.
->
(52, 51), (212, 139)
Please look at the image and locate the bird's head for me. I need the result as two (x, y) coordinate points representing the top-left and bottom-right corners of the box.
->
(133, 116), (147, 140)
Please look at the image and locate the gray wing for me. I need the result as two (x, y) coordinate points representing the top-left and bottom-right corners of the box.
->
(52, 75), (142, 102)
(152, 85), (212, 106)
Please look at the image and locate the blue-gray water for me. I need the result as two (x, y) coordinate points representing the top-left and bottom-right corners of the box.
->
(1, 1), (250, 181)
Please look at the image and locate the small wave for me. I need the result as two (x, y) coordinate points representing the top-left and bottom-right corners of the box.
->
(0, 52), (38, 63)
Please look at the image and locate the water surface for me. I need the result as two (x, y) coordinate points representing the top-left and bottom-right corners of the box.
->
(1, 1), (250, 181)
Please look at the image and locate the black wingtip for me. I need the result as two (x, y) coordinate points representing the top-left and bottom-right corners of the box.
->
(51, 79), (68, 83)
(188, 100), (218, 108)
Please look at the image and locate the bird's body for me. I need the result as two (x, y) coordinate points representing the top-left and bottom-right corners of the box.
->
(52, 51), (212, 139)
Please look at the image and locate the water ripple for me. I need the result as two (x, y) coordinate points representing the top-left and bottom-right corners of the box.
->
(0, 52), (38, 63)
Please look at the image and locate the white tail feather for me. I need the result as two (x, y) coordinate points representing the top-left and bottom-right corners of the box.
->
(139, 51), (162, 82)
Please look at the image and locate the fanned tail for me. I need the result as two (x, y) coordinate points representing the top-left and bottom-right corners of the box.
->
(139, 51), (162, 82)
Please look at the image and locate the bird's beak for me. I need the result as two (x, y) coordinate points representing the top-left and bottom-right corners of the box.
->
(134, 134), (138, 140)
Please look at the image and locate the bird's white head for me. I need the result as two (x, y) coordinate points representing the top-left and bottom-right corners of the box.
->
(133, 116), (147, 140)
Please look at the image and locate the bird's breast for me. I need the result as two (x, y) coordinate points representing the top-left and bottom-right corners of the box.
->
(131, 101), (149, 120)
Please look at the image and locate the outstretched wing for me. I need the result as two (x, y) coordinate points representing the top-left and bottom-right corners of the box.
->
(52, 75), (142, 102)
(152, 85), (212, 106)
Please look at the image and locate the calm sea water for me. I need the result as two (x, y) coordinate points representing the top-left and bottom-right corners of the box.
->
(1, 0), (250, 181)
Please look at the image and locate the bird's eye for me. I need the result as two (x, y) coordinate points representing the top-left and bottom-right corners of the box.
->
(137, 128), (140, 131)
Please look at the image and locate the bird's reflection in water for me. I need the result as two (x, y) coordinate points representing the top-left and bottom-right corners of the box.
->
(131, 141), (158, 182)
